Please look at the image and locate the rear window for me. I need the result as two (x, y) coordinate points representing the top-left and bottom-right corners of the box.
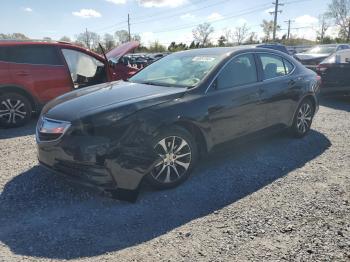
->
(259, 54), (294, 80)
(283, 59), (294, 74)
(7, 45), (63, 65)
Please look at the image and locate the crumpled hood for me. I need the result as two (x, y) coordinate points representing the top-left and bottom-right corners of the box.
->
(43, 81), (187, 122)
(106, 41), (140, 61)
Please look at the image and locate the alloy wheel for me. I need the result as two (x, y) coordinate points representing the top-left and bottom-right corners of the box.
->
(296, 102), (313, 134)
(151, 136), (192, 184)
(0, 98), (27, 124)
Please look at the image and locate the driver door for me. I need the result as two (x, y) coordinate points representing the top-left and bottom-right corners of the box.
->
(207, 53), (264, 144)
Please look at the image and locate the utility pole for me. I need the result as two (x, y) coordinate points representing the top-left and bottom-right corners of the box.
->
(284, 19), (294, 39)
(128, 13), (131, 41)
(270, 0), (283, 41)
(85, 28), (90, 50)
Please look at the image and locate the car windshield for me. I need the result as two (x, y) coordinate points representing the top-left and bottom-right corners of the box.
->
(306, 46), (336, 54)
(129, 52), (224, 88)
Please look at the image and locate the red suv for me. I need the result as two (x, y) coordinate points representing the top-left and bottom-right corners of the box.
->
(0, 40), (139, 127)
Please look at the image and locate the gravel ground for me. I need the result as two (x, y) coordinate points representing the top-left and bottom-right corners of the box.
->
(0, 97), (349, 262)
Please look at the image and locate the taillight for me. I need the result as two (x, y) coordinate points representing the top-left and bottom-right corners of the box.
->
(316, 63), (328, 73)
(315, 74), (322, 88)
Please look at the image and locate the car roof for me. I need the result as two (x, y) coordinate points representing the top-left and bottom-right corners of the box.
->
(174, 46), (290, 57)
(0, 40), (105, 60)
(314, 44), (343, 47)
(0, 40), (77, 47)
(335, 49), (350, 54)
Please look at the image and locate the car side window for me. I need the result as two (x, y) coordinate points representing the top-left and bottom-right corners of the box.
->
(217, 53), (257, 89)
(8, 45), (63, 65)
(61, 49), (106, 89)
(259, 54), (290, 80)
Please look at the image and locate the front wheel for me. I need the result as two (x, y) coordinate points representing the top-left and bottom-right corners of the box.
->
(0, 93), (32, 128)
(291, 99), (315, 138)
(146, 126), (198, 190)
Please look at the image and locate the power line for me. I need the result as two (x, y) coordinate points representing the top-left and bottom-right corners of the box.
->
(131, 0), (231, 25)
(116, 0), (307, 35)
(92, 0), (215, 32)
(94, 21), (128, 33)
(131, 0), (214, 20)
(95, 1), (270, 35)
(135, 3), (273, 35)
(92, 0), (310, 37)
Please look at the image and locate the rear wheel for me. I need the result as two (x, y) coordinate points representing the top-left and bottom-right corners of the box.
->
(0, 93), (32, 128)
(146, 126), (198, 189)
(291, 98), (315, 138)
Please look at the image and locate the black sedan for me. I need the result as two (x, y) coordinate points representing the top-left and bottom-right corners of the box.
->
(36, 47), (320, 201)
(294, 44), (350, 70)
(316, 49), (350, 95)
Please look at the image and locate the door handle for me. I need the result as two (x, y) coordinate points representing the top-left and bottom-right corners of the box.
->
(288, 79), (296, 86)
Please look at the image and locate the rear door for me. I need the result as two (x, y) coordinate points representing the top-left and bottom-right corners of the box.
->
(8, 45), (72, 103)
(257, 53), (300, 127)
(207, 53), (264, 144)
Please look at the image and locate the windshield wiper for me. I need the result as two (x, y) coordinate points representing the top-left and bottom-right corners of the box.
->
(130, 80), (189, 88)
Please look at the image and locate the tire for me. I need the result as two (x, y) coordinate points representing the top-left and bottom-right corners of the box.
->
(291, 98), (315, 138)
(146, 126), (198, 190)
(0, 93), (32, 128)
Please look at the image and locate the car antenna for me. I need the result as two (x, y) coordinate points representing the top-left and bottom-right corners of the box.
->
(98, 43), (108, 63)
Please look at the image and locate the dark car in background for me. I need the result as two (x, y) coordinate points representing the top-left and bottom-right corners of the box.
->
(0, 40), (139, 128)
(256, 43), (290, 54)
(294, 44), (350, 69)
(316, 49), (350, 95)
(36, 47), (320, 201)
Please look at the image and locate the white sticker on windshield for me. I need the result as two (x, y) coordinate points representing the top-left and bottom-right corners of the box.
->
(192, 56), (215, 62)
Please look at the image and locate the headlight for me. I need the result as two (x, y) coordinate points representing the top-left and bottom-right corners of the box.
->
(36, 117), (71, 142)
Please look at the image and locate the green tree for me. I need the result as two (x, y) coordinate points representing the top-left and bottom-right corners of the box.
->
(189, 41), (196, 49)
(103, 33), (115, 51)
(260, 20), (279, 42)
(233, 23), (249, 45)
(326, 0), (350, 41)
(149, 41), (167, 52)
(217, 35), (227, 46)
(59, 36), (71, 42)
(0, 33), (29, 40)
(245, 32), (259, 44)
(115, 30), (129, 44)
(75, 30), (100, 50)
(168, 42), (188, 52)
